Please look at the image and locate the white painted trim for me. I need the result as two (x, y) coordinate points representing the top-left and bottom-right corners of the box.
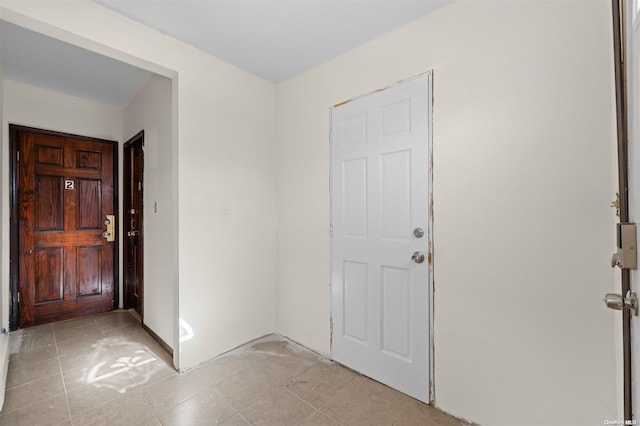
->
(0, 7), (177, 79)
(426, 70), (435, 405)
(0, 333), (9, 410)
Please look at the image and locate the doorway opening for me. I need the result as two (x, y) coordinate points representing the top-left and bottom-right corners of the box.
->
(123, 131), (144, 319)
(9, 125), (119, 329)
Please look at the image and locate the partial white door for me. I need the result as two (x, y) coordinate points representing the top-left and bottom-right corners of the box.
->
(330, 73), (432, 402)
(627, 0), (640, 417)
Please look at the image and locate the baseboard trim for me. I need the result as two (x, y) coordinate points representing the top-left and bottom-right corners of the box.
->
(0, 333), (10, 411)
(142, 322), (173, 357)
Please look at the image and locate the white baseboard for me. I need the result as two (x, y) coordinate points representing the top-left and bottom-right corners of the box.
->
(0, 333), (10, 411)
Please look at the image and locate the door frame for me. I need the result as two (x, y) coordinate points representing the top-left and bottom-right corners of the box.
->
(123, 131), (144, 319)
(8, 124), (120, 331)
(611, 0), (633, 419)
(329, 72), (435, 403)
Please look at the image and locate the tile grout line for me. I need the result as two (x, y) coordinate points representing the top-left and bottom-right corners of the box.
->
(51, 322), (74, 426)
(281, 385), (344, 424)
(64, 315), (114, 424)
(236, 411), (252, 425)
(102, 316), (139, 387)
(209, 383), (247, 424)
(283, 360), (354, 423)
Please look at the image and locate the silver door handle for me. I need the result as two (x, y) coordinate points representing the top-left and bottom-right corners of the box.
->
(604, 291), (638, 316)
(411, 252), (425, 264)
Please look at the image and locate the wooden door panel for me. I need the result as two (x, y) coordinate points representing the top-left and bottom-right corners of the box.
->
(36, 145), (64, 166)
(35, 176), (63, 230)
(77, 179), (101, 229)
(34, 247), (64, 303)
(14, 127), (117, 327)
(76, 245), (102, 296)
(76, 150), (101, 170)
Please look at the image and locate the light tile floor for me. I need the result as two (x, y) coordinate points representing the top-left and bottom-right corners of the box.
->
(1, 310), (469, 426)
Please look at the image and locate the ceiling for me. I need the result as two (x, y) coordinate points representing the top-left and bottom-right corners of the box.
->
(94, 0), (450, 83)
(0, 1), (450, 107)
(0, 20), (153, 107)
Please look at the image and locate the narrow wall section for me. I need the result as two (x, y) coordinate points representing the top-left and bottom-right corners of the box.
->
(124, 74), (175, 352)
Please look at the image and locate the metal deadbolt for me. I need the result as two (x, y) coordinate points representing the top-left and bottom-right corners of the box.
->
(412, 251), (425, 264)
(104, 214), (116, 242)
(413, 227), (425, 238)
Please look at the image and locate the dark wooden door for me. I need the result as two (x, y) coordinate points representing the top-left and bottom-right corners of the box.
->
(124, 132), (144, 318)
(14, 126), (117, 327)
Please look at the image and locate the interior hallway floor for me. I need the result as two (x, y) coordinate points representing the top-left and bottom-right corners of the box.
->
(0, 310), (469, 425)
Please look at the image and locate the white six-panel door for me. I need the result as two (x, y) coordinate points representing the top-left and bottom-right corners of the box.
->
(330, 73), (432, 402)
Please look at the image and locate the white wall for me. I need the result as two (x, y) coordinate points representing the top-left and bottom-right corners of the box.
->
(0, 0), (278, 370)
(124, 74), (175, 351)
(1, 80), (123, 142)
(0, 48), (7, 412)
(276, 1), (617, 425)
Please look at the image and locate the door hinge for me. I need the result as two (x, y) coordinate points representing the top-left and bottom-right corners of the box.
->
(330, 224), (333, 236)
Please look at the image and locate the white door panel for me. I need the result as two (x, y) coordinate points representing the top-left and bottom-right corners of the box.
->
(628, 0), (640, 417)
(331, 74), (432, 402)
